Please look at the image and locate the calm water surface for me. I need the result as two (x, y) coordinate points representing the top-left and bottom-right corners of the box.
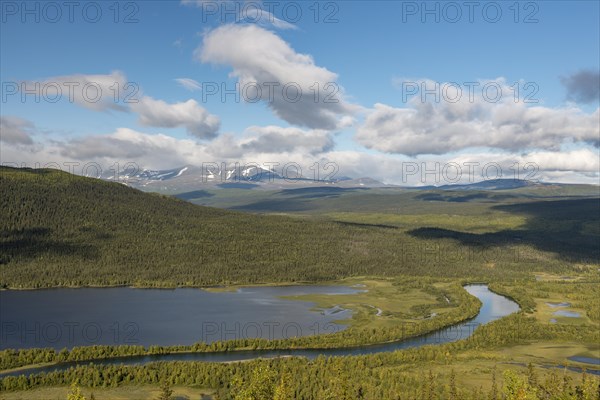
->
(0, 284), (528, 378)
(0, 286), (361, 350)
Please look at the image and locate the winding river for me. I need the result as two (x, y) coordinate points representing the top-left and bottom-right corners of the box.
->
(0, 284), (522, 378)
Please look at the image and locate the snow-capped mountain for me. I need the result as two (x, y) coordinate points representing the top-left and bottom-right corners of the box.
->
(223, 165), (286, 182)
(101, 165), (387, 191)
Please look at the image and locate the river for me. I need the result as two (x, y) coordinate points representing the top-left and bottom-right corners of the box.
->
(0, 284), (522, 378)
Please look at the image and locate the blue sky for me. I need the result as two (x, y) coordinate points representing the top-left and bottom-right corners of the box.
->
(1, 1), (599, 185)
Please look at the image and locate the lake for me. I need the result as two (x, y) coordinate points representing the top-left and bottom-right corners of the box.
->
(0, 285), (362, 350)
(0, 284), (525, 378)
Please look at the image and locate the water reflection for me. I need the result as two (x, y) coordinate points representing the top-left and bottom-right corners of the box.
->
(0, 285), (362, 350)
(0, 284), (521, 378)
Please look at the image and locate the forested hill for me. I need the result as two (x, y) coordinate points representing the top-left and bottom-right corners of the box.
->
(0, 167), (396, 288)
(1, 167), (595, 289)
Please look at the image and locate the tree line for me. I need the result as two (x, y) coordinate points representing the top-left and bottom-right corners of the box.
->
(0, 167), (587, 289)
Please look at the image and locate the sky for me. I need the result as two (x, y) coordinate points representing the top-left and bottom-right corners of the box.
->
(1, 0), (599, 185)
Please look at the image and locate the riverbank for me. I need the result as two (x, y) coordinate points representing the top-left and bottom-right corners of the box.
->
(0, 284), (510, 379)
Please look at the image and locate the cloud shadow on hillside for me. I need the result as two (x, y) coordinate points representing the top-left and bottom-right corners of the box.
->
(0, 227), (102, 264)
(408, 198), (600, 263)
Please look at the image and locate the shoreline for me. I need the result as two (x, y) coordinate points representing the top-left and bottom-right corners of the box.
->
(0, 283), (495, 378)
(0, 279), (358, 292)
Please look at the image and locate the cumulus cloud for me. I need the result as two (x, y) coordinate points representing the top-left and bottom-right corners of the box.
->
(561, 69), (600, 103)
(175, 78), (202, 91)
(14, 124), (334, 173)
(516, 148), (600, 173)
(130, 96), (220, 139)
(15, 72), (219, 138)
(197, 24), (357, 130)
(46, 125), (332, 170)
(241, 126), (334, 154)
(60, 130), (151, 160)
(447, 149), (600, 176)
(356, 79), (600, 155)
(321, 148), (600, 186)
(18, 71), (130, 112)
(2, 126), (598, 186)
(206, 125), (334, 158)
(57, 128), (212, 169)
(0, 116), (35, 145)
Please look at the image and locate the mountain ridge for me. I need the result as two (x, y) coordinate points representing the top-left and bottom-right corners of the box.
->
(99, 165), (598, 193)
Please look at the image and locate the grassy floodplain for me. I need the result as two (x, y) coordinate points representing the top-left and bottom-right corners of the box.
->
(1, 168), (599, 398)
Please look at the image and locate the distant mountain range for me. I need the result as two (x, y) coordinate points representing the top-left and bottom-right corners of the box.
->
(101, 165), (388, 191)
(99, 165), (598, 194)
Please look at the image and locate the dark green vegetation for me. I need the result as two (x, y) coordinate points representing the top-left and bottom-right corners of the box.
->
(170, 182), (600, 213)
(1, 167), (599, 399)
(2, 309), (599, 398)
(6, 364), (600, 400)
(1, 167), (599, 288)
(0, 279), (482, 371)
(0, 167), (425, 288)
(178, 183), (600, 266)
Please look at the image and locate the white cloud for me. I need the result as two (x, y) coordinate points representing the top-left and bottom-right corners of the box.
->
(317, 149), (600, 186)
(356, 79), (600, 156)
(0, 116), (35, 145)
(16, 72), (219, 138)
(56, 128), (213, 169)
(197, 24), (357, 130)
(513, 148), (600, 173)
(2, 127), (598, 186)
(242, 126), (333, 154)
(19, 71), (130, 112)
(130, 96), (220, 139)
(206, 125), (334, 158)
(173, 38), (183, 49)
(1, 124), (336, 175)
(561, 69), (600, 103)
(175, 78), (202, 91)
(21, 126), (332, 171)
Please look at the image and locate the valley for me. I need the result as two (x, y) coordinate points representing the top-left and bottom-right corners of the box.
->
(0, 166), (598, 399)
(3, 1), (599, 397)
